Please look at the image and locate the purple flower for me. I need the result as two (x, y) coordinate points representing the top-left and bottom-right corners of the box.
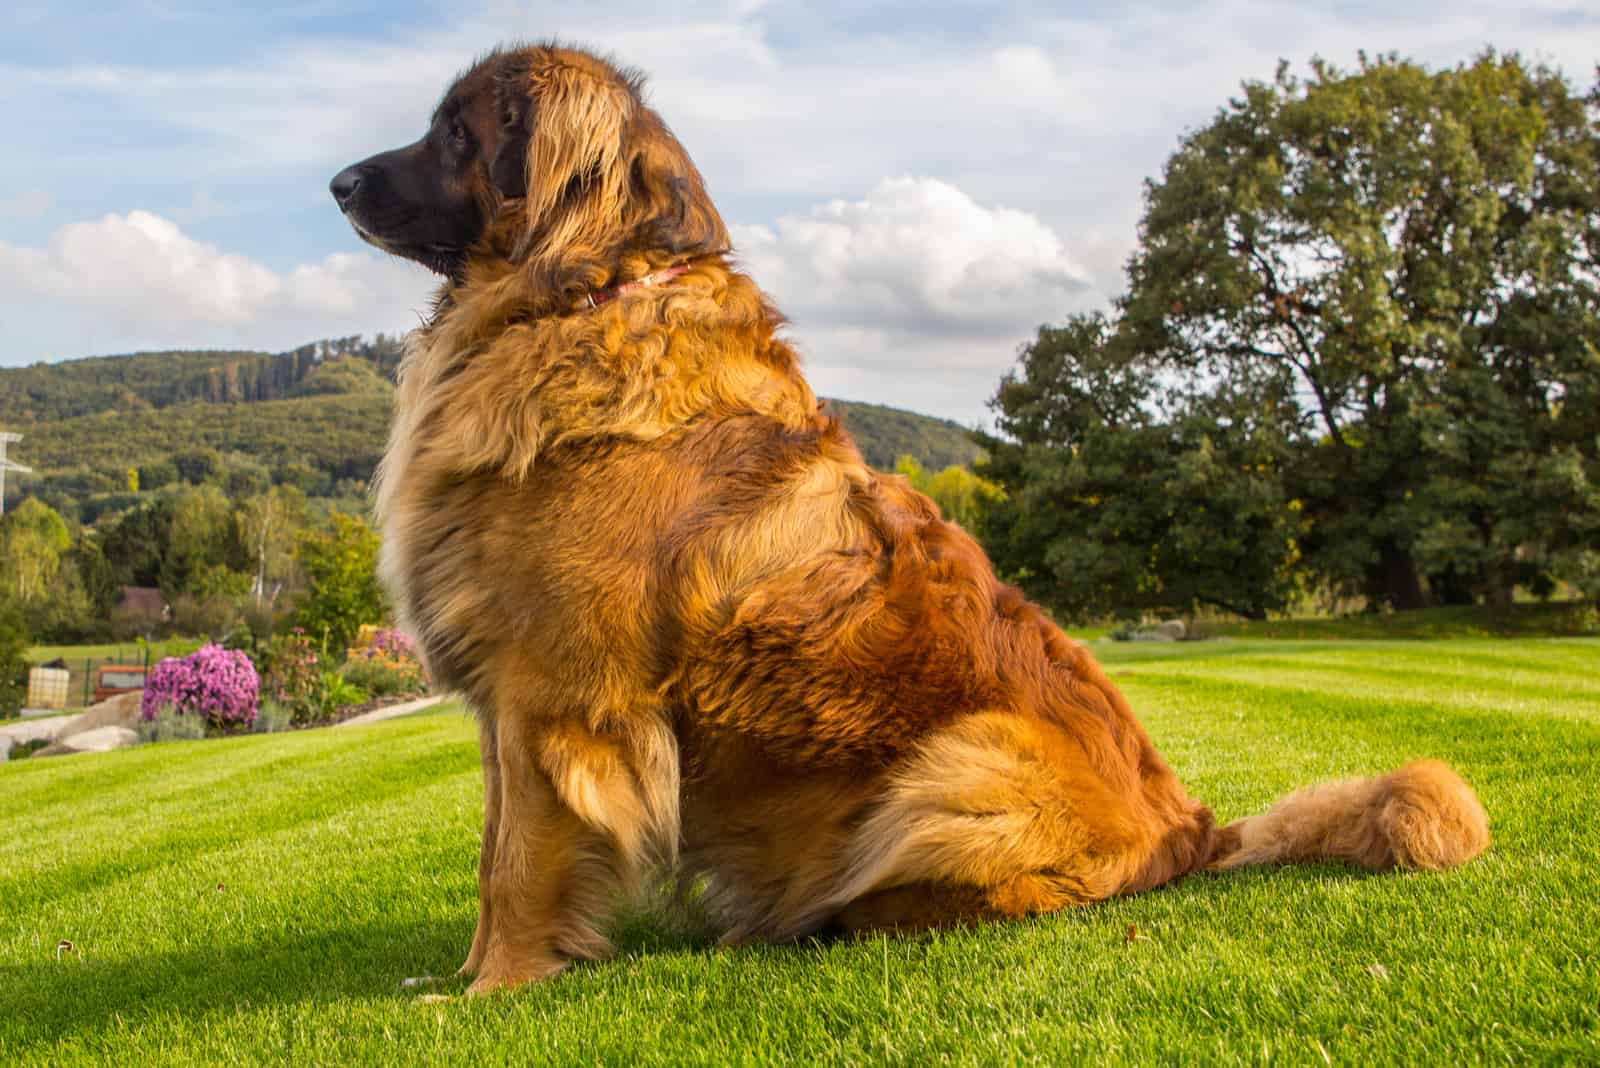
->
(365, 628), (417, 659)
(140, 643), (260, 730)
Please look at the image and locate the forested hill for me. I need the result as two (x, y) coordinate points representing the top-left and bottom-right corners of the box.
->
(0, 336), (406, 422)
(1, 340), (980, 521)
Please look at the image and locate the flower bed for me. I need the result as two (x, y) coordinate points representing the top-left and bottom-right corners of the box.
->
(140, 643), (260, 731)
(341, 627), (429, 699)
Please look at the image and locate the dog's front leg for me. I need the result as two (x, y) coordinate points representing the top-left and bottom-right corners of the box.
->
(458, 713), (501, 979)
(466, 708), (678, 995)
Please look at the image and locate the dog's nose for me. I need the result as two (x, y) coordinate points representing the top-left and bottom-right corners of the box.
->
(329, 167), (363, 208)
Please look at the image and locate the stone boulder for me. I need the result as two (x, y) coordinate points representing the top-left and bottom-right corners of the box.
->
(55, 692), (143, 742)
(37, 725), (140, 756)
(17, 692), (144, 758)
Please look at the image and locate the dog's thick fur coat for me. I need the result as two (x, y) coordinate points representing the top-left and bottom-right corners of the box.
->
(351, 45), (1489, 993)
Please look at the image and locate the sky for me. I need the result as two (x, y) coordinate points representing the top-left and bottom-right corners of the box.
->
(1, 2), (1594, 424)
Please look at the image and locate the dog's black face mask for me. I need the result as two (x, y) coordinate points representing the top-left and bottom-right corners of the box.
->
(330, 59), (528, 277)
(330, 118), (486, 276)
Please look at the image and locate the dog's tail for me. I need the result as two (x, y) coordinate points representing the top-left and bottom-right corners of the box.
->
(1207, 759), (1489, 873)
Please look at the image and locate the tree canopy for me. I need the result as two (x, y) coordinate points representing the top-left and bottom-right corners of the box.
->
(292, 512), (387, 656)
(982, 52), (1600, 619)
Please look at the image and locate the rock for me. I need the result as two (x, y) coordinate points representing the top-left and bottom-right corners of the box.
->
(0, 712), (77, 750)
(35, 725), (140, 757)
(1154, 619), (1187, 641)
(56, 692), (142, 743)
(5, 693), (143, 759)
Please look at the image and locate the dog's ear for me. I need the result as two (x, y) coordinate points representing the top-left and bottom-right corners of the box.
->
(515, 61), (633, 261)
(625, 117), (730, 258)
(503, 51), (728, 278)
(489, 56), (534, 199)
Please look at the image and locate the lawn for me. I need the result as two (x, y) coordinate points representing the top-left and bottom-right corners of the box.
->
(2, 637), (1597, 1064)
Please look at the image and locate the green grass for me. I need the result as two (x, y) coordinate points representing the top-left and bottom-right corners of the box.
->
(3, 639), (1597, 1064)
(1199, 599), (1599, 640)
(25, 643), (145, 663)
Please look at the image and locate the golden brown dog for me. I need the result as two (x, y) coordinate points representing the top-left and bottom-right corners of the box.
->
(332, 43), (1489, 994)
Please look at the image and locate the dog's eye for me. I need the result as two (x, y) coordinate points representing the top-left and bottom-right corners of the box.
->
(449, 119), (470, 154)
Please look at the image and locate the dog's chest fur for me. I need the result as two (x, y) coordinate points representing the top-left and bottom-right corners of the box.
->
(370, 268), (870, 717)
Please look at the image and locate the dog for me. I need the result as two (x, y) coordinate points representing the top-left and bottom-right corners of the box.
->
(332, 43), (1489, 994)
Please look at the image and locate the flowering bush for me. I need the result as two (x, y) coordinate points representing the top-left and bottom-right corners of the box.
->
(261, 628), (320, 713)
(340, 656), (426, 699)
(349, 625), (420, 662)
(140, 643), (260, 731)
(342, 626), (428, 698)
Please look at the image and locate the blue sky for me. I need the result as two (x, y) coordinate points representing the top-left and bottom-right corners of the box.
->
(2, 1), (1594, 422)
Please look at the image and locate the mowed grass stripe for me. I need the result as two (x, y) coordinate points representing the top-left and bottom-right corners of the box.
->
(0, 710), (475, 816)
(7, 769), (480, 963)
(1114, 643), (1600, 697)
(1117, 659), (1600, 724)
(1098, 637), (1600, 678)
(0, 718), (479, 914)
(1119, 674), (1597, 847)
(2, 641), (1597, 1064)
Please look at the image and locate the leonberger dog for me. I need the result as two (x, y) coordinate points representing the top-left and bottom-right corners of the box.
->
(331, 43), (1489, 993)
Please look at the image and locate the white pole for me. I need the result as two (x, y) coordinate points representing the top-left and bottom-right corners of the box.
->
(0, 432), (29, 517)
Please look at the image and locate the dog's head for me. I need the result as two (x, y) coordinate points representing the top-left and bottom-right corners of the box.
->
(330, 44), (728, 281)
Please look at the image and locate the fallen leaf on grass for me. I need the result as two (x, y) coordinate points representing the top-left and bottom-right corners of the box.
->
(418, 994), (452, 1005)
(1124, 924), (1151, 945)
(1364, 963), (1390, 980)
(55, 939), (75, 960)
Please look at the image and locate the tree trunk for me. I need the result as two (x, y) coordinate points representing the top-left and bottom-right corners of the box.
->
(1481, 565), (1515, 611)
(1368, 540), (1427, 611)
(1430, 568), (1476, 607)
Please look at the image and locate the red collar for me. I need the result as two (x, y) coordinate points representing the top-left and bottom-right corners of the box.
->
(584, 264), (691, 309)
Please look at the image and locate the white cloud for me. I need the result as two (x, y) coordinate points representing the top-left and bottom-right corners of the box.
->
(733, 177), (1093, 424)
(736, 177), (1090, 339)
(0, 211), (434, 358)
(5, 0), (1597, 421)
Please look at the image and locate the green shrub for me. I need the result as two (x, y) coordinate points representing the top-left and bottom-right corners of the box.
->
(251, 699), (295, 734)
(136, 704), (209, 744)
(292, 512), (386, 661)
(7, 737), (50, 759)
(317, 672), (368, 716)
(290, 671), (369, 727)
(0, 599), (28, 718)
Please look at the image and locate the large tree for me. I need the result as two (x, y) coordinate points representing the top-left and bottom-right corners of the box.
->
(239, 485), (307, 606)
(980, 315), (1305, 620)
(987, 53), (1600, 616)
(161, 484), (240, 597)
